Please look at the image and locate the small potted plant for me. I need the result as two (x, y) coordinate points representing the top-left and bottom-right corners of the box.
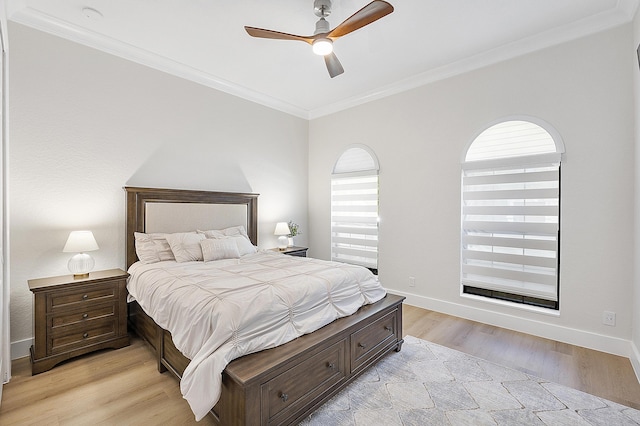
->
(287, 221), (301, 247)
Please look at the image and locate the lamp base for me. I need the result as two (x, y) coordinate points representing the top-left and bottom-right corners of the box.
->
(277, 235), (288, 250)
(68, 253), (95, 278)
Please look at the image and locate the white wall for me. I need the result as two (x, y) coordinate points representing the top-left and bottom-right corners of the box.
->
(632, 8), (640, 374)
(309, 25), (636, 356)
(8, 22), (309, 357)
(7, 18), (639, 363)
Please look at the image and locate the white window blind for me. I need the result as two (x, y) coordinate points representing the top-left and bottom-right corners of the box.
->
(462, 156), (560, 302)
(461, 120), (562, 307)
(331, 146), (379, 270)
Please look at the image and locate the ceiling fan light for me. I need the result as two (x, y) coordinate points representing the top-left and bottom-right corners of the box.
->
(312, 39), (333, 56)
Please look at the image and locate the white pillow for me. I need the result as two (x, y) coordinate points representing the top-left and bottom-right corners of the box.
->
(200, 238), (241, 262)
(197, 226), (256, 256)
(230, 235), (257, 256)
(134, 232), (175, 264)
(165, 232), (205, 262)
(198, 226), (249, 239)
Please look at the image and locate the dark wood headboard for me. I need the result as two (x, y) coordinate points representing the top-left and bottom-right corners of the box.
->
(124, 187), (259, 269)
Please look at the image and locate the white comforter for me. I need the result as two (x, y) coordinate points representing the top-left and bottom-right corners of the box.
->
(127, 250), (386, 421)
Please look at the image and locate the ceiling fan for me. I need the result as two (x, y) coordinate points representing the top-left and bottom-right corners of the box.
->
(244, 0), (394, 78)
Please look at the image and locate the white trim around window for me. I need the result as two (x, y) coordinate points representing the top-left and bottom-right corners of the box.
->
(461, 118), (563, 309)
(331, 145), (379, 271)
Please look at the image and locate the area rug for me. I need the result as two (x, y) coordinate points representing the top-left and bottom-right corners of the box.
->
(299, 335), (640, 425)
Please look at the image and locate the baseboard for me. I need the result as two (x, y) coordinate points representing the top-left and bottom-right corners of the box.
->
(11, 337), (32, 361)
(393, 289), (633, 358)
(631, 340), (640, 384)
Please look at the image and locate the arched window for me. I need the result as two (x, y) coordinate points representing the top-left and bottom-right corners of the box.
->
(331, 145), (379, 272)
(461, 119), (564, 309)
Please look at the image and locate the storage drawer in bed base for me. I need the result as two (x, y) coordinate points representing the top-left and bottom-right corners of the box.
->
(128, 294), (405, 426)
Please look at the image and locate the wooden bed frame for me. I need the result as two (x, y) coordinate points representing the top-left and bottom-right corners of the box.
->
(124, 186), (404, 425)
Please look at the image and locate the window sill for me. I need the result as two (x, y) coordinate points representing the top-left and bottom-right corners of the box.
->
(460, 291), (561, 318)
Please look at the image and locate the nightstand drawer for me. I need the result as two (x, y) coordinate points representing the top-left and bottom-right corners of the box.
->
(48, 282), (117, 312)
(50, 303), (116, 328)
(49, 317), (117, 355)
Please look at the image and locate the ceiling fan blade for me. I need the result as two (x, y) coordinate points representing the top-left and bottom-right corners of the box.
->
(328, 1), (394, 39)
(244, 26), (314, 44)
(324, 52), (344, 78)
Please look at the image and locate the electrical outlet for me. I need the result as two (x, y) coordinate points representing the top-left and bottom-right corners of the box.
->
(409, 276), (416, 287)
(603, 311), (616, 326)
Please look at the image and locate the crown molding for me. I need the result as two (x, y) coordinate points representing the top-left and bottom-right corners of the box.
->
(309, 0), (640, 119)
(8, 5), (310, 119)
(7, 0), (638, 121)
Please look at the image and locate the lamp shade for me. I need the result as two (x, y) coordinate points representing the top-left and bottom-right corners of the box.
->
(63, 231), (99, 253)
(274, 222), (291, 236)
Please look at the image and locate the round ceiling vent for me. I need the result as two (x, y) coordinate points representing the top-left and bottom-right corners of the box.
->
(81, 7), (103, 20)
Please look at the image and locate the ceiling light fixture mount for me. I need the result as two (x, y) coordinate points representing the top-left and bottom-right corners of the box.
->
(313, 0), (332, 18)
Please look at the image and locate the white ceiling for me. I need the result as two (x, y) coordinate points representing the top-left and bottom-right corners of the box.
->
(7, 0), (639, 119)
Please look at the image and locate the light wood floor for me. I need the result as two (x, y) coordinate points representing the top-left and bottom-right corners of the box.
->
(0, 304), (639, 425)
(403, 305), (640, 410)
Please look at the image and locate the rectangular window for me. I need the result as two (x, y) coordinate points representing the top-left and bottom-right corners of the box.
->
(461, 154), (560, 309)
(331, 173), (378, 270)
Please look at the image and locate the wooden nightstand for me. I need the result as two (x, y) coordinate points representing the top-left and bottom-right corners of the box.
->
(270, 246), (308, 257)
(28, 268), (130, 375)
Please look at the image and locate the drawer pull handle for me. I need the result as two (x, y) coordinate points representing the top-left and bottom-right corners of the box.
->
(327, 362), (336, 370)
(82, 294), (89, 300)
(384, 326), (392, 331)
(82, 313), (89, 319)
(358, 343), (367, 349)
(82, 332), (89, 339)
(280, 393), (289, 402)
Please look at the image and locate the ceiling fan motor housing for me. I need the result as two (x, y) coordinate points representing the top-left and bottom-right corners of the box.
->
(314, 0), (332, 17)
(315, 18), (330, 35)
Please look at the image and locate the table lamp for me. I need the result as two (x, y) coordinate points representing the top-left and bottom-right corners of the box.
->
(63, 230), (99, 278)
(274, 222), (291, 250)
